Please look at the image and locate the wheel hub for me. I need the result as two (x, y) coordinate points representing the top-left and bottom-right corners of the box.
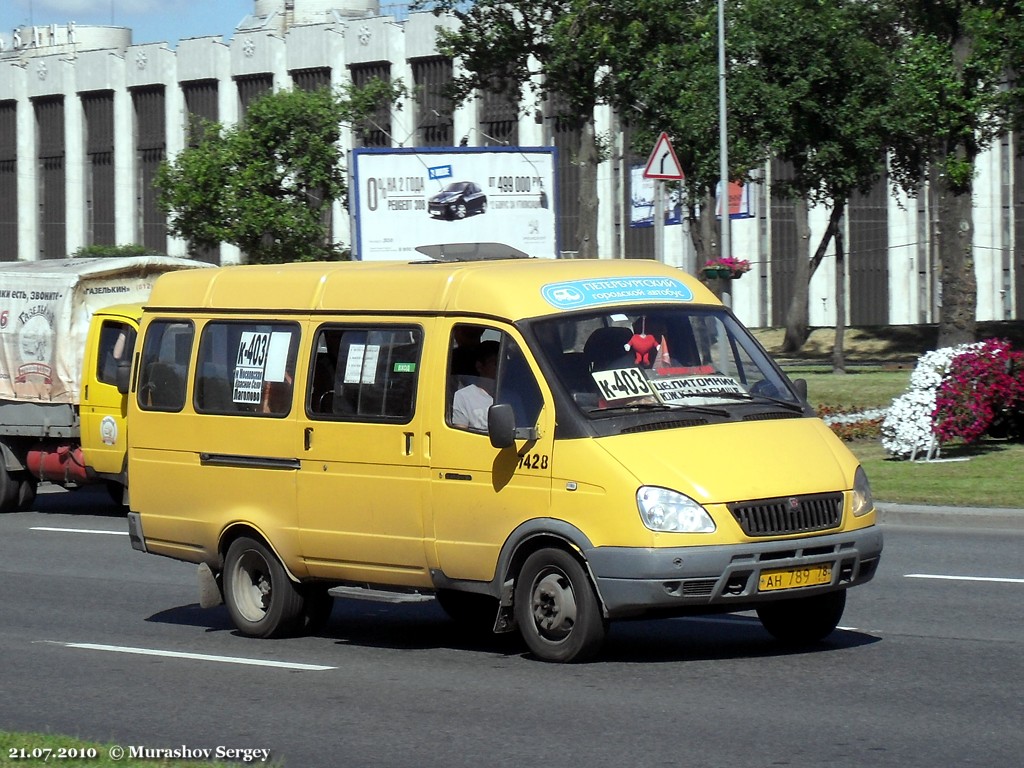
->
(531, 571), (577, 640)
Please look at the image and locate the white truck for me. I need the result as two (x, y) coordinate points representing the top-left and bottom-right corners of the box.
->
(0, 256), (209, 512)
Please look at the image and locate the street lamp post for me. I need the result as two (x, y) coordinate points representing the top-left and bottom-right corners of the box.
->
(717, 0), (730, 267)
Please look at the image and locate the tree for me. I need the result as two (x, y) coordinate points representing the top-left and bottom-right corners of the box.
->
(415, 0), (610, 258)
(885, 1), (1024, 348)
(597, 0), (773, 267)
(600, 0), (894, 364)
(157, 81), (403, 264)
(726, 0), (896, 355)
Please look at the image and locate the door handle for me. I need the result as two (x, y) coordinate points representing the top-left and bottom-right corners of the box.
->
(304, 427), (313, 450)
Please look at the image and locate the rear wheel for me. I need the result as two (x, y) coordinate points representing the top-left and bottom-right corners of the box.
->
(514, 548), (606, 663)
(756, 589), (847, 645)
(16, 475), (37, 510)
(0, 467), (19, 513)
(223, 536), (305, 638)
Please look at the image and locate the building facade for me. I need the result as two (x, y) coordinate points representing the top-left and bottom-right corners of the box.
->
(1, 0), (1021, 329)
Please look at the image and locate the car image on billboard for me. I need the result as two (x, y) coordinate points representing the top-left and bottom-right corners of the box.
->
(428, 181), (488, 220)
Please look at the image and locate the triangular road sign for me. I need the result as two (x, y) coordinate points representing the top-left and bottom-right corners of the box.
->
(643, 133), (684, 181)
(643, 132), (684, 180)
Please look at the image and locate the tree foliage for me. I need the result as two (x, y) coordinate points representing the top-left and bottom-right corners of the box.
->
(415, 0), (610, 257)
(157, 81), (403, 264)
(884, 0), (1024, 347)
(730, 0), (897, 353)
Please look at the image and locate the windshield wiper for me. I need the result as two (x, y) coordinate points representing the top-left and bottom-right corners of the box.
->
(593, 402), (731, 417)
(588, 401), (674, 414)
(741, 392), (806, 412)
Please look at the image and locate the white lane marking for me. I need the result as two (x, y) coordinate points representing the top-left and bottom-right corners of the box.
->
(31, 527), (127, 536)
(49, 642), (336, 671)
(905, 573), (1024, 584)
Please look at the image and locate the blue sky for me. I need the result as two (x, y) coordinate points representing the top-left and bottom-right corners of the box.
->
(1, 0), (253, 48)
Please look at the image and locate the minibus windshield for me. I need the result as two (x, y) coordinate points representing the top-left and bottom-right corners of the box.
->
(531, 306), (800, 416)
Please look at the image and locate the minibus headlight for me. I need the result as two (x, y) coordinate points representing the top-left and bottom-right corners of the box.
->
(636, 487), (716, 533)
(852, 466), (874, 517)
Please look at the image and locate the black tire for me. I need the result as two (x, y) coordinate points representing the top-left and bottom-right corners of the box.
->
(0, 467), (19, 513)
(301, 586), (335, 634)
(16, 475), (37, 511)
(756, 589), (847, 645)
(223, 536), (306, 638)
(106, 480), (127, 508)
(435, 589), (498, 632)
(514, 548), (607, 663)
(453, 202), (468, 219)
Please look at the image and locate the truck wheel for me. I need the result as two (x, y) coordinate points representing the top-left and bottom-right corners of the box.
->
(514, 548), (606, 663)
(756, 589), (847, 645)
(0, 468), (18, 513)
(223, 536), (305, 638)
(16, 476), (37, 511)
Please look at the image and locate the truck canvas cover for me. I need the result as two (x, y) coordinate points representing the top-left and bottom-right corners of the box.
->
(0, 256), (206, 405)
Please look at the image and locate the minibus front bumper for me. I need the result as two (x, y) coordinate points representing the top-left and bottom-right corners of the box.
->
(583, 526), (883, 619)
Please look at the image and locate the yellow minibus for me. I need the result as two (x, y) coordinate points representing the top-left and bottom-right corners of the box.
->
(126, 255), (882, 662)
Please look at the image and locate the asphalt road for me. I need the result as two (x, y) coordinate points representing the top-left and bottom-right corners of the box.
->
(1, 487), (1022, 768)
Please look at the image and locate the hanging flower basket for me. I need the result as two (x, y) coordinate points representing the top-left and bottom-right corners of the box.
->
(701, 267), (733, 279)
(701, 258), (750, 280)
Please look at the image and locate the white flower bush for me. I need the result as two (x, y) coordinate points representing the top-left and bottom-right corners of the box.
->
(881, 343), (983, 459)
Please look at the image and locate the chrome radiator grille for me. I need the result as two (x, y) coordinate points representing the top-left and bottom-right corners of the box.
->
(728, 492), (843, 537)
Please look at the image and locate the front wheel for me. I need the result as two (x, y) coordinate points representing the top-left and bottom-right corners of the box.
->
(223, 536), (305, 638)
(756, 589), (847, 645)
(514, 548), (606, 663)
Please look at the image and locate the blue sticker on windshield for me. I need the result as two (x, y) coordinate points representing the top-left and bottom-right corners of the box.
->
(541, 276), (693, 309)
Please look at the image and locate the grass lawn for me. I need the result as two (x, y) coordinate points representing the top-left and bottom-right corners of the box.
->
(847, 438), (1024, 508)
(785, 356), (1022, 509)
(796, 368), (910, 411)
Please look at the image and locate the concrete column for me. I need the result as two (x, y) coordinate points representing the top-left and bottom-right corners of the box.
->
(111, 54), (135, 246)
(12, 64), (37, 260)
(63, 57), (86, 255)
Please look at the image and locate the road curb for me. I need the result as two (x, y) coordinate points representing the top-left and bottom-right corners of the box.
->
(877, 502), (1024, 531)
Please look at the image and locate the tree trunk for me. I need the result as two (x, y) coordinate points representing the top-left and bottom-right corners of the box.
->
(576, 118), (600, 258)
(932, 162), (977, 348)
(832, 222), (846, 373)
(685, 202), (708, 269)
(782, 201), (845, 353)
(686, 189), (718, 267)
(781, 197), (811, 352)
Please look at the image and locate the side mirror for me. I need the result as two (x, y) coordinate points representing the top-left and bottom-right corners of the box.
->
(792, 377), (808, 401)
(116, 361), (131, 395)
(487, 403), (516, 449)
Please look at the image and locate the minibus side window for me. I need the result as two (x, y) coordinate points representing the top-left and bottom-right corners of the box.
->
(194, 321), (299, 417)
(137, 320), (193, 412)
(447, 324), (500, 432)
(307, 325), (422, 422)
(96, 321), (136, 385)
(447, 325), (542, 433)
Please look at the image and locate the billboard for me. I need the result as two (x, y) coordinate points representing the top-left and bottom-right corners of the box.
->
(351, 147), (558, 260)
